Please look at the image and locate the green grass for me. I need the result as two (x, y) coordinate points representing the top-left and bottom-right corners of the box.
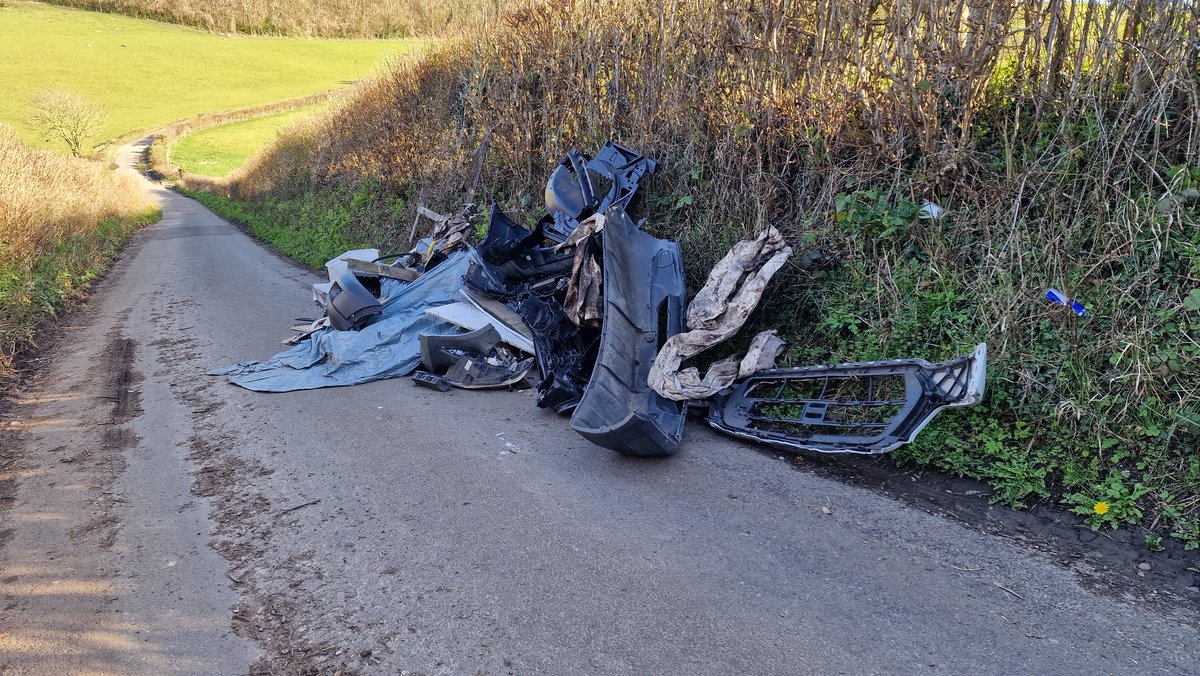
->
(1, 207), (161, 364)
(179, 182), (400, 268)
(170, 105), (325, 177)
(0, 1), (422, 152)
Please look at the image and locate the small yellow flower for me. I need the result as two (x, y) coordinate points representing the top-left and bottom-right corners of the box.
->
(1093, 501), (1110, 515)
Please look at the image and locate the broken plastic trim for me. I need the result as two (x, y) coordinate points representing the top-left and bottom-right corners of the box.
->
(418, 324), (534, 389)
(516, 292), (597, 413)
(542, 142), (658, 243)
(569, 205), (687, 457)
(420, 325), (503, 374)
(706, 343), (987, 455)
(480, 205), (574, 282)
(326, 269), (383, 331)
(411, 370), (452, 392)
(479, 204), (534, 266)
(587, 141), (658, 215)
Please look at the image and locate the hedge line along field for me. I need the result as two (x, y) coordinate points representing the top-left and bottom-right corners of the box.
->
(38, 0), (498, 38)
(0, 1), (421, 153)
(170, 105), (328, 178)
(193, 0), (1200, 548)
(0, 125), (159, 376)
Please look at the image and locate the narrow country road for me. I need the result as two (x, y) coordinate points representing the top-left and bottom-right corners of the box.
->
(1, 138), (1197, 675)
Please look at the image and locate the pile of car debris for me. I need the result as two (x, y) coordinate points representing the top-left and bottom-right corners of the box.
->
(216, 141), (987, 457)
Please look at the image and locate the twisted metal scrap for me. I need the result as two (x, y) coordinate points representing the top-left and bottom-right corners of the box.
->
(648, 225), (792, 401)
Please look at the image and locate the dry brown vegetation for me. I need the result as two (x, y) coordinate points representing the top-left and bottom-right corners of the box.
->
(0, 125), (157, 373)
(39, 0), (499, 37)
(196, 0), (1200, 542)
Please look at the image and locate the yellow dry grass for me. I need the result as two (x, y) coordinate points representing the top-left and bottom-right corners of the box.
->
(0, 126), (146, 259)
(0, 125), (156, 370)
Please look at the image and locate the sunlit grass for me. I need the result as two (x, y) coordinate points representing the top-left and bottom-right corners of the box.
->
(170, 105), (327, 177)
(0, 1), (421, 152)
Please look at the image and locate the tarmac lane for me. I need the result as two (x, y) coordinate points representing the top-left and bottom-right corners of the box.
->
(0, 139), (1197, 675)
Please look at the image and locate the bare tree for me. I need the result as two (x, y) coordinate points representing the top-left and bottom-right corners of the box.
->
(27, 89), (107, 157)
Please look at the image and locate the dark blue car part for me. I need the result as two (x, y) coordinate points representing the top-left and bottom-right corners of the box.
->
(542, 142), (658, 243)
(479, 204), (574, 281)
(706, 344), (987, 455)
(326, 269), (383, 331)
(515, 291), (599, 413)
(570, 205), (687, 457)
(478, 204), (536, 266)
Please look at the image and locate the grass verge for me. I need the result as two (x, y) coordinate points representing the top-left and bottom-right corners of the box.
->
(0, 126), (161, 377)
(179, 183), (399, 268)
(0, 209), (162, 365)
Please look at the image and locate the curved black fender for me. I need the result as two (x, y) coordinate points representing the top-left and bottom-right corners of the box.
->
(569, 205), (687, 456)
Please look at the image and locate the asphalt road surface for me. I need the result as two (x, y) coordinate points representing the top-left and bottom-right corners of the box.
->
(1, 140), (1197, 675)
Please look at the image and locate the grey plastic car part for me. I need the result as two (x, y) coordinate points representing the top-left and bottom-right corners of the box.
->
(326, 269), (383, 331)
(542, 142), (658, 243)
(587, 141), (658, 213)
(570, 205), (687, 457)
(419, 324), (535, 390)
(420, 325), (503, 374)
(411, 370), (452, 392)
(706, 343), (987, 455)
(545, 149), (595, 220)
(444, 353), (535, 389)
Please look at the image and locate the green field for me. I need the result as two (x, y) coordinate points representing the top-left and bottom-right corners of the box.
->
(170, 105), (325, 177)
(0, 1), (420, 152)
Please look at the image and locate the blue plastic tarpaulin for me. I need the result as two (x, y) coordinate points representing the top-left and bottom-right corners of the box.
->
(211, 249), (478, 392)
